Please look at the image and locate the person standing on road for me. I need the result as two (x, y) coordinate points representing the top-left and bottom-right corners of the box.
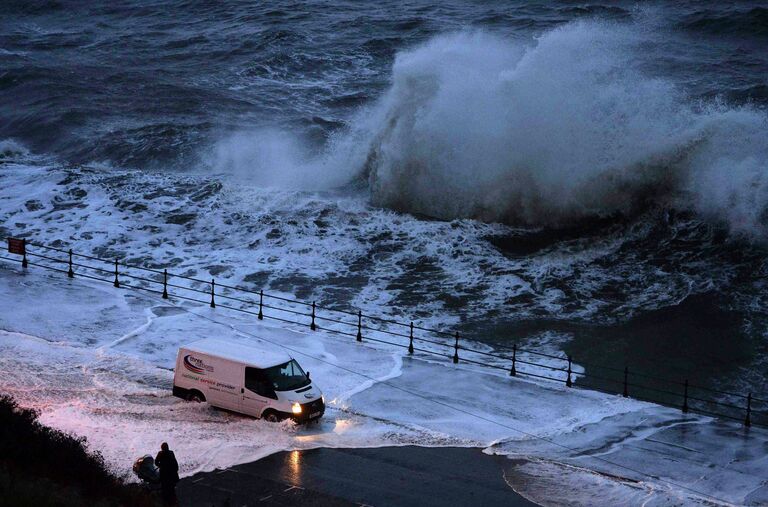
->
(155, 442), (180, 505)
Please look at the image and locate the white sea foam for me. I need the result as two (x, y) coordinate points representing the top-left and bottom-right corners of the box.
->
(0, 157), (741, 331)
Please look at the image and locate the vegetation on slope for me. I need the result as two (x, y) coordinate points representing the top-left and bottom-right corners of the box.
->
(0, 394), (155, 506)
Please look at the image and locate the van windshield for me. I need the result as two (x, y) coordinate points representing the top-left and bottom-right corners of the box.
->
(264, 360), (310, 391)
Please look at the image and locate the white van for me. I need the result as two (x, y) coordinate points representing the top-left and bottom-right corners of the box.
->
(172, 338), (325, 423)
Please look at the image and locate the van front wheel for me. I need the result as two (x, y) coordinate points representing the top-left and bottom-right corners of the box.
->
(188, 391), (205, 403)
(263, 410), (280, 423)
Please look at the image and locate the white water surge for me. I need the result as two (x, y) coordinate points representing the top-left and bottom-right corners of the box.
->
(1, 264), (767, 505)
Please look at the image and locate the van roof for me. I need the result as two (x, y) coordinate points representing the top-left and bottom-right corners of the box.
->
(183, 338), (292, 368)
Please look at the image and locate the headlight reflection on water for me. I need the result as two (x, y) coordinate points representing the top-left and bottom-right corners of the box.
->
(286, 449), (302, 484)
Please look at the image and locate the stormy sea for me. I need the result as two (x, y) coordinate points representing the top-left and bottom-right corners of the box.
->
(2, 0), (768, 453)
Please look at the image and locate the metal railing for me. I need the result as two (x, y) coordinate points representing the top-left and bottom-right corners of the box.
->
(1, 237), (765, 428)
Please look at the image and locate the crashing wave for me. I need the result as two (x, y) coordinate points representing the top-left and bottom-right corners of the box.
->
(213, 20), (768, 237)
(356, 23), (768, 236)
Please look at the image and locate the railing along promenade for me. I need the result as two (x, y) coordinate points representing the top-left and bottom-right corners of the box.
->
(2, 237), (764, 428)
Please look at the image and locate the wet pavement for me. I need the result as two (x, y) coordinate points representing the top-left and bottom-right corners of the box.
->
(178, 446), (538, 507)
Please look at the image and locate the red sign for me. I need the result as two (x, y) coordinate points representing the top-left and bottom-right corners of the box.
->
(7, 238), (25, 255)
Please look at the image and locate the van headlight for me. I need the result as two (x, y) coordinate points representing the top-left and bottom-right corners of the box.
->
(291, 403), (302, 415)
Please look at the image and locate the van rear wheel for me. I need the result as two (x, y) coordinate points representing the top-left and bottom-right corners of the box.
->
(188, 391), (204, 403)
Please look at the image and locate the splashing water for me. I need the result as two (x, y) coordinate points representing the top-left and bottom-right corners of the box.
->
(360, 23), (768, 234)
(215, 21), (768, 237)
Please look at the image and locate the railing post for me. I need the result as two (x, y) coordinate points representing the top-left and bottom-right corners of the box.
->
(21, 239), (28, 268)
(510, 343), (517, 376)
(310, 302), (317, 331)
(408, 322), (414, 354)
(623, 366), (628, 398)
(210, 279), (216, 308)
(162, 269), (168, 299)
(356, 311), (362, 342)
(67, 249), (74, 278)
(682, 379), (689, 413)
(745, 393), (752, 428)
(453, 332), (459, 364)
(258, 290), (263, 320)
(566, 355), (573, 387)
(113, 258), (120, 288)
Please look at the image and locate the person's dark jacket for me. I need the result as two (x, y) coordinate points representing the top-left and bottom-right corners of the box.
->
(155, 449), (180, 485)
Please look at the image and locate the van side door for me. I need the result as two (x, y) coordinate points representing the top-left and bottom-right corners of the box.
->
(242, 367), (277, 417)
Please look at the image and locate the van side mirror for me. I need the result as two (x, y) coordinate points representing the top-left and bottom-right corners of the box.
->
(306, 371), (310, 380)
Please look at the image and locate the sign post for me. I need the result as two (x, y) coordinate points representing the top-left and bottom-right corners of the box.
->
(7, 238), (27, 268)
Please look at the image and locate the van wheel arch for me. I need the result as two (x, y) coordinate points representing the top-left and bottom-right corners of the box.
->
(188, 390), (205, 403)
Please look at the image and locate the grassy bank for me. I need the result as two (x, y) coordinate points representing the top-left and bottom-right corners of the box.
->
(0, 394), (155, 506)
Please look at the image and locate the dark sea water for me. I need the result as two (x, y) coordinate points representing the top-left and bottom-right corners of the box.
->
(2, 1), (766, 169)
(1, 1), (768, 406)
